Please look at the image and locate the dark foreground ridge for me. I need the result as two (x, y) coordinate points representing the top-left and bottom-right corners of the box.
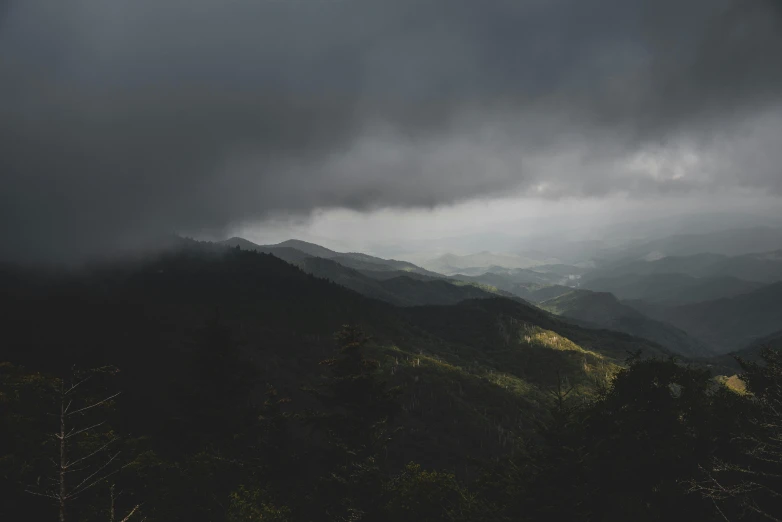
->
(1, 239), (781, 521)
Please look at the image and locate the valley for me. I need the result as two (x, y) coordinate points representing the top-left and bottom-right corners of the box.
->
(219, 230), (782, 360)
(4, 226), (782, 521)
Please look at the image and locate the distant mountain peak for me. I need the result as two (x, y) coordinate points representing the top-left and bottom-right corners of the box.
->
(272, 239), (339, 257)
(222, 237), (261, 247)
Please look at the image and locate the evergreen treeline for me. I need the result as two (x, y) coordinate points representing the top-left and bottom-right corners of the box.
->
(1, 244), (780, 521)
(2, 333), (781, 521)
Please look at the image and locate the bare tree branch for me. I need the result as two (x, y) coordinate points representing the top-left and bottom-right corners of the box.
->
(118, 504), (141, 522)
(65, 439), (116, 469)
(67, 392), (120, 416)
(62, 421), (106, 440)
(63, 376), (91, 396)
(68, 451), (121, 498)
(24, 367), (125, 522)
(24, 489), (59, 500)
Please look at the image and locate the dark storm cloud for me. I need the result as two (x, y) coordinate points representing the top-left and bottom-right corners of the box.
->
(1, 0), (781, 261)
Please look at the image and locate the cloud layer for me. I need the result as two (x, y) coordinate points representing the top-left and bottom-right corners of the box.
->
(1, 0), (781, 261)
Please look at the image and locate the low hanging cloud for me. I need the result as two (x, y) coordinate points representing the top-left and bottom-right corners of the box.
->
(1, 0), (781, 261)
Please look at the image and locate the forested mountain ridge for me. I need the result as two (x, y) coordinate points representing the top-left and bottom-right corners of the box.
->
(581, 273), (763, 305)
(0, 239), (669, 456)
(221, 237), (489, 306)
(219, 237), (722, 357)
(2, 239), (781, 521)
(630, 282), (782, 354)
(705, 330), (782, 372)
(295, 255), (520, 307)
(539, 290), (713, 357)
(223, 237), (442, 277)
(0, 238), (669, 384)
(220, 237), (782, 359)
(452, 268), (569, 288)
(585, 249), (782, 284)
(612, 226), (782, 260)
(421, 251), (558, 275)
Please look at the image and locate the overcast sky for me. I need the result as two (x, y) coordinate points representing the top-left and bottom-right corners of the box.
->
(1, 0), (781, 262)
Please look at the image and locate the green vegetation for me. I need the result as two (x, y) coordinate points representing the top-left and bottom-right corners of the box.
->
(2, 240), (781, 521)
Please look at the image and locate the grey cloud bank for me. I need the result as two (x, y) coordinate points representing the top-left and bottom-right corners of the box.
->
(1, 0), (781, 261)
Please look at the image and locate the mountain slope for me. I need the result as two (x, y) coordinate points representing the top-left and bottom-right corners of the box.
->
(224, 237), (441, 277)
(328, 253), (442, 277)
(539, 290), (712, 357)
(272, 239), (442, 276)
(582, 273), (762, 305)
(531, 264), (591, 277)
(732, 330), (782, 362)
(272, 239), (341, 258)
(453, 269), (572, 292)
(297, 256), (514, 307)
(296, 256), (406, 305)
(378, 275), (519, 306)
(704, 330), (782, 375)
(221, 237), (313, 263)
(0, 240), (671, 471)
(521, 284), (579, 303)
(406, 297), (670, 365)
(422, 251), (557, 275)
(619, 227), (782, 259)
(585, 250), (782, 284)
(632, 282), (782, 354)
(224, 237), (504, 306)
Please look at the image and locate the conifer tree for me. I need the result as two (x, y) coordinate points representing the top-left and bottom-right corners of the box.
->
(308, 325), (401, 521)
(692, 347), (782, 521)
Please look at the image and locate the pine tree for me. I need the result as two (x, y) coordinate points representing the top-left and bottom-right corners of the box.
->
(691, 347), (782, 521)
(306, 325), (401, 521)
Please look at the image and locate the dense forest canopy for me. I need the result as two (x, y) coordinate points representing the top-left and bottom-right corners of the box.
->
(2, 241), (781, 521)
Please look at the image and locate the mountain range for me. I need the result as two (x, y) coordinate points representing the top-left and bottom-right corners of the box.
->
(586, 249), (782, 284)
(627, 282), (782, 354)
(538, 290), (713, 358)
(221, 237), (517, 307)
(421, 251), (560, 275)
(0, 238), (673, 472)
(613, 226), (782, 260)
(4, 231), (782, 521)
(581, 273), (763, 305)
(220, 236), (782, 358)
(223, 237), (441, 277)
